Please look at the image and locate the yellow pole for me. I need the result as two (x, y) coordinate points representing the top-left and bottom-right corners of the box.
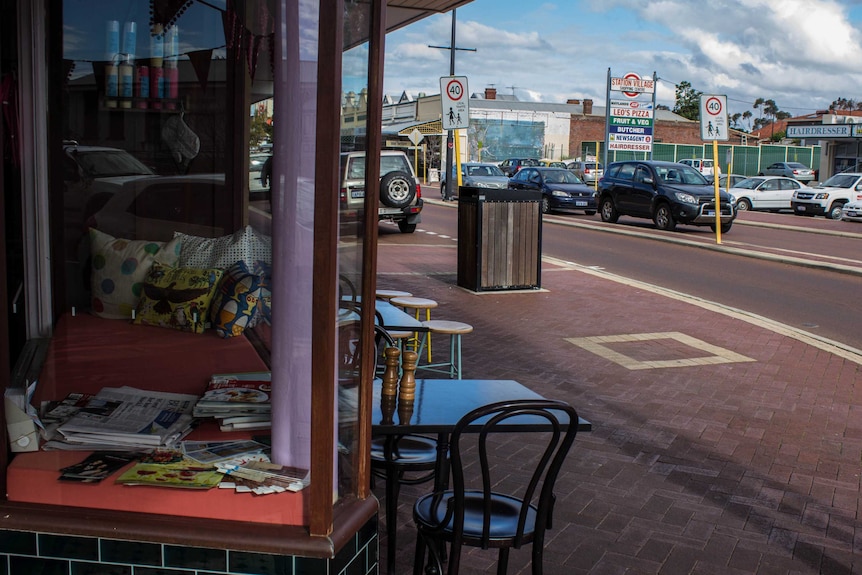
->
(712, 139), (722, 244)
(454, 129), (463, 188)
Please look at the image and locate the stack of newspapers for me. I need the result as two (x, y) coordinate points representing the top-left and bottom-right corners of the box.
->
(52, 386), (197, 451)
(192, 372), (272, 432)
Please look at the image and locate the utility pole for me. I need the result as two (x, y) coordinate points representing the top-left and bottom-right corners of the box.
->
(429, 9), (475, 200)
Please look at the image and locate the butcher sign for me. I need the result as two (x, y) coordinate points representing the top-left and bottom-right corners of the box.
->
(440, 76), (469, 130)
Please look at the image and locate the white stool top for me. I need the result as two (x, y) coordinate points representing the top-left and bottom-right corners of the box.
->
(390, 296), (438, 309)
(376, 289), (412, 300)
(388, 330), (414, 338)
(422, 320), (473, 334)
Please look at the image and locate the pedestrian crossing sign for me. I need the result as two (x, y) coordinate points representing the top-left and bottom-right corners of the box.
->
(699, 94), (728, 141)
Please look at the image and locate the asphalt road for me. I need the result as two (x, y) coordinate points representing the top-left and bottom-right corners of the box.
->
(396, 199), (862, 352)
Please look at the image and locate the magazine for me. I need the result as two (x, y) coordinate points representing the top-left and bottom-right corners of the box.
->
(216, 460), (310, 494)
(193, 372), (272, 418)
(56, 386), (197, 449)
(181, 439), (270, 465)
(58, 451), (138, 483)
(115, 450), (224, 489)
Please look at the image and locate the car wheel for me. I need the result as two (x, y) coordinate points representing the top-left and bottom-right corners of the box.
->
(653, 203), (676, 231)
(584, 210), (596, 216)
(599, 197), (618, 223)
(827, 202), (845, 220)
(736, 198), (752, 211)
(380, 171), (416, 208)
(540, 197), (551, 214)
(710, 222), (733, 233)
(397, 220), (416, 233)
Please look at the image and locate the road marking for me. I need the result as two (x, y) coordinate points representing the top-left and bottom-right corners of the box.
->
(544, 255), (862, 366)
(566, 331), (755, 370)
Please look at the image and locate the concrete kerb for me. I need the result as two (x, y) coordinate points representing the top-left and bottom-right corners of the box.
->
(419, 196), (862, 366)
(423, 197), (862, 278)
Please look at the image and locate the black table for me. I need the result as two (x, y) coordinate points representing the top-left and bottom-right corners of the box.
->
(370, 379), (591, 575)
(339, 297), (427, 333)
(372, 378), (591, 486)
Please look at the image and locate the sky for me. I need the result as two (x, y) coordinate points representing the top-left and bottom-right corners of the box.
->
(381, 0), (862, 127)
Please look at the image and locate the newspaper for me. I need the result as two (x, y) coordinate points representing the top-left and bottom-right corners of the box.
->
(56, 386), (197, 449)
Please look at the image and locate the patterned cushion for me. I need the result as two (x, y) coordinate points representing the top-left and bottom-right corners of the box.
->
(89, 228), (181, 320)
(133, 263), (223, 334)
(247, 260), (272, 327)
(174, 226), (271, 269)
(209, 261), (265, 338)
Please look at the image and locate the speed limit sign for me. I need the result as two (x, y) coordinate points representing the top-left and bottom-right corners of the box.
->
(440, 76), (469, 130)
(699, 94), (728, 141)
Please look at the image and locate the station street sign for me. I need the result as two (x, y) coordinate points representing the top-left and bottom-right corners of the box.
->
(610, 72), (655, 98)
(699, 94), (728, 141)
(440, 76), (469, 130)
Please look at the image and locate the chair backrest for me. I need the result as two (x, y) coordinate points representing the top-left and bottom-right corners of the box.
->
(445, 399), (579, 550)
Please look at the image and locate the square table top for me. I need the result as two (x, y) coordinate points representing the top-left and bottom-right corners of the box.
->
(371, 379), (591, 434)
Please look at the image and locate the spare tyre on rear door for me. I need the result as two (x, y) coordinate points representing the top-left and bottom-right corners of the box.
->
(380, 170), (416, 208)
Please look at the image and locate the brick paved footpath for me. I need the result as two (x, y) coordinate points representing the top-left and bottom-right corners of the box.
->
(371, 229), (862, 575)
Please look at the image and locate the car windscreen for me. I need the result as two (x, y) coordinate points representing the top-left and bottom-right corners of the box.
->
(821, 174), (859, 188)
(466, 165), (503, 177)
(733, 178), (764, 190)
(74, 150), (154, 177)
(656, 165), (708, 185)
(542, 169), (583, 184)
(787, 162), (808, 169)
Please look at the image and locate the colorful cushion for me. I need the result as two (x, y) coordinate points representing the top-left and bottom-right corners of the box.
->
(89, 228), (181, 320)
(209, 261), (264, 338)
(247, 260), (272, 327)
(133, 264), (223, 334)
(174, 226), (271, 269)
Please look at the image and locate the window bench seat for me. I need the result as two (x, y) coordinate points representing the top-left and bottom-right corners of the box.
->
(5, 312), (306, 525)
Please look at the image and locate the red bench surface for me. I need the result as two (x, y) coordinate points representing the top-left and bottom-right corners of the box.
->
(7, 313), (307, 525)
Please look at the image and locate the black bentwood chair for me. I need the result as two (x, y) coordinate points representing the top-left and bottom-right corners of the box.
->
(411, 399), (579, 575)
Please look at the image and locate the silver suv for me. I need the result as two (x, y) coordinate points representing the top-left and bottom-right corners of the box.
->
(340, 150), (422, 233)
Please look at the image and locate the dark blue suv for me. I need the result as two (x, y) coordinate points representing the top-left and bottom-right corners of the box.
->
(597, 160), (735, 232)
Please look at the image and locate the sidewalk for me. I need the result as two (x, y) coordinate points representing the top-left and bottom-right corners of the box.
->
(372, 226), (862, 574)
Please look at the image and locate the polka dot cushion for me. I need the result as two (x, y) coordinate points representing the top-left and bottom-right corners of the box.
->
(89, 228), (181, 320)
(174, 225), (272, 269)
(133, 263), (223, 334)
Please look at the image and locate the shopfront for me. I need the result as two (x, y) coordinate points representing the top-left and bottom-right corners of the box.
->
(0, 0), (470, 573)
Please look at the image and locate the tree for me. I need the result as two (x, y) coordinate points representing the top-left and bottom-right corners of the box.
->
(672, 81), (702, 121)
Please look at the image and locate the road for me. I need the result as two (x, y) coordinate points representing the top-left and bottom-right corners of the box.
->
(387, 198), (862, 352)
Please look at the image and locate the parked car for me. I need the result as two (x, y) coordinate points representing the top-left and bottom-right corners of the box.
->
(89, 174), (229, 241)
(498, 158), (539, 177)
(597, 160), (735, 232)
(538, 160), (567, 168)
(729, 176), (806, 212)
(508, 167), (597, 215)
(792, 172), (862, 219)
(841, 200), (862, 222)
(566, 160), (604, 184)
(63, 142), (156, 219)
(340, 150), (422, 233)
(678, 158), (720, 178)
(760, 162), (815, 183)
(440, 162), (508, 199)
(713, 173), (747, 188)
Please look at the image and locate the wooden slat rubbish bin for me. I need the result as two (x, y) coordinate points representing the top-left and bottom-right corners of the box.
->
(457, 187), (542, 291)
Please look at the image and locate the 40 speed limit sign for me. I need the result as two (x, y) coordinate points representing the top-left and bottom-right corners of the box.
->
(440, 76), (469, 130)
(699, 94), (728, 141)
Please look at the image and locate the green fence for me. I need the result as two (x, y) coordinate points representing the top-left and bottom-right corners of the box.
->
(584, 143), (821, 177)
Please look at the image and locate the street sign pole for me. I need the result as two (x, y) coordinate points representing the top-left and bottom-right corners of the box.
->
(444, 11), (456, 201)
(700, 94), (728, 244)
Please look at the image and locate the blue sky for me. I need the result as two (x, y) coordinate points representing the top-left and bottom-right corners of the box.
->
(382, 0), (862, 125)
